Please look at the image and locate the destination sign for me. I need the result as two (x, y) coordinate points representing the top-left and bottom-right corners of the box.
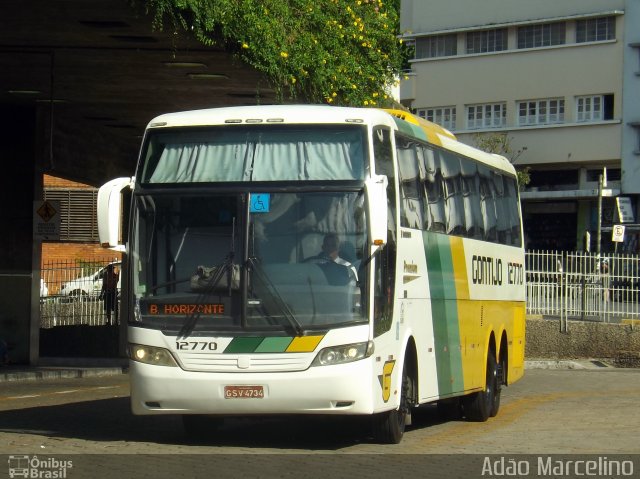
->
(147, 303), (225, 315)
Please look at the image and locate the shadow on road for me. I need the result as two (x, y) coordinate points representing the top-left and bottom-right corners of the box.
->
(0, 397), (453, 450)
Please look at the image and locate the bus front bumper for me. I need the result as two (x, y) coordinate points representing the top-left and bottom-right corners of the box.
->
(129, 359), (376, 416)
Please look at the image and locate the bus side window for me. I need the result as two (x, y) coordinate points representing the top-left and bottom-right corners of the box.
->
(421, 146), (446, 233)
(396, 138), (425, 230)
(441, 151), (465, 236)
(372, 126), (396, 336)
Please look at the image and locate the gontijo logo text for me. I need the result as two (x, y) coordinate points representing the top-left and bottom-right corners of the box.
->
(8, 455), (73, 478)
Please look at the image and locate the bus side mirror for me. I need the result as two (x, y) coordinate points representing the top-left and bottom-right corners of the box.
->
(365, 174), (388, 247)
(97, 177), (133, 250)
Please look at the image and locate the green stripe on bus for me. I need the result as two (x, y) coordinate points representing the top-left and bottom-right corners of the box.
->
(255, 336), (294, 352)
(223, 337), (266, 353)
(424, 232), (464, 396)
(391, 117), (428, 142)
(222, 336), (324, 353)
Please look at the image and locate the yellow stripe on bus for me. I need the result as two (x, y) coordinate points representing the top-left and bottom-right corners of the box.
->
(449, 236), (470, 301)
(286, 335), (325, 352)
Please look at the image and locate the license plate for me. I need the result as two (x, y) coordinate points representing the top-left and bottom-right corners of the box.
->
(224, 385), (264, 399)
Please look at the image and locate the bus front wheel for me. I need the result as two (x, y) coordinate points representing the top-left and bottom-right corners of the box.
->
(372, 364), (413, 444)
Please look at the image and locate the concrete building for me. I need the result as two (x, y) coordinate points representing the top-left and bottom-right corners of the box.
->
(400, 0), (640, 252)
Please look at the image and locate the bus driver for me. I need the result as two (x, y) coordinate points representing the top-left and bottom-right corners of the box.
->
(304, 233), (358, 285)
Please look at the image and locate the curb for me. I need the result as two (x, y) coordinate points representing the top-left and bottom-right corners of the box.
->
(0, 366), (127, 383)
(525, 360), (595, 370)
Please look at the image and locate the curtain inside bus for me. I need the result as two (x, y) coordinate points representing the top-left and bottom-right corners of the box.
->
(142, 127), (366, 183)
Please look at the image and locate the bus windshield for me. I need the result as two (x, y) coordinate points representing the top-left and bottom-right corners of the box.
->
(131, 190), (368, 333)
(140, 125), (367, 183)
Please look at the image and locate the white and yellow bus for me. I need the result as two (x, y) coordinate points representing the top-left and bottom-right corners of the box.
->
(98, 105), (525, 443)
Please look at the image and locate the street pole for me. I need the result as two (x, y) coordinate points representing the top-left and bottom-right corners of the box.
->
(596, 173), (603, 255)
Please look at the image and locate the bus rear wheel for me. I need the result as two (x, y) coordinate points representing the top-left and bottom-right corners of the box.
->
(490, 356), (504, 417)
(463, 352), (498, 422)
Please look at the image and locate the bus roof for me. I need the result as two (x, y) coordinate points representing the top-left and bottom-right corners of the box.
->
(147, 104), (397, 129)
(382, 109), (457, 142)
(382, 108), (516, 176)
(146, 105), (516, 176)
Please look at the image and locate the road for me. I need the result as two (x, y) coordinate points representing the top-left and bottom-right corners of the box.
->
(1, 368), (639, 478)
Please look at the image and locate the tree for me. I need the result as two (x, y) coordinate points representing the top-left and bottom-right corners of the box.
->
(137, 0), (410, 106)
(472, 132), (530, 188)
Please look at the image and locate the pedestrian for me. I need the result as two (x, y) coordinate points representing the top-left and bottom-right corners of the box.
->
(600, 259), (610, 303)
(101, 264), (119, 325)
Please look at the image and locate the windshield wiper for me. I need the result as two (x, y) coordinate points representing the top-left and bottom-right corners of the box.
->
(248, 257), (304, 336)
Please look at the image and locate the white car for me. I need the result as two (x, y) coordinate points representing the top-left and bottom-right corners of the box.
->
(59, 262), (121, 297)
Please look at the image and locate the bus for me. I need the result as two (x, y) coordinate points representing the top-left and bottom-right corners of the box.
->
(97, 105), (525, 444)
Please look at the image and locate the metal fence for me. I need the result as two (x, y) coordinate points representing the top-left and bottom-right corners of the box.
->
(526, 250), (640, 322)
(39, 251), (639, 328)
(40, 257), (121, 328)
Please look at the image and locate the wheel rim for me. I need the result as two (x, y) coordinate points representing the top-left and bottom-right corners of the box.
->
(398, 367), (413, 428)
(485, 356), (497, 409)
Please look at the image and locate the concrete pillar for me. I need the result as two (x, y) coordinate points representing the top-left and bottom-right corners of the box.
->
(0, 105), (37, 364)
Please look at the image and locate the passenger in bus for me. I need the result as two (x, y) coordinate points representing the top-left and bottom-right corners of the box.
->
(304, 233), (358, 285)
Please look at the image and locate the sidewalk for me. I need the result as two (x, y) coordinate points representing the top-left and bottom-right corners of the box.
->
(0, 358), (620, 383)
(0, 357), (128, 382)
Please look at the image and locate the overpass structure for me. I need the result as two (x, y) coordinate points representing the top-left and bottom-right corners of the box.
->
(0, 0), (274, 363)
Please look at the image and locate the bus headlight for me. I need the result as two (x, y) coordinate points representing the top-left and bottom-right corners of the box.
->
(311, 341), (374, 367)
(128, 343), (178, 367)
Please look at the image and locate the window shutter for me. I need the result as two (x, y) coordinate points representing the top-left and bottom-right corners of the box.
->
(44, 188), (99, 242)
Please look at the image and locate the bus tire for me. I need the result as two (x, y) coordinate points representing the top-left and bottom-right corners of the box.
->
(463, 352), (498, 422)
(182, 414), (223, 440)
(490, 356), (504, 417)
(372, 364), (411, 444)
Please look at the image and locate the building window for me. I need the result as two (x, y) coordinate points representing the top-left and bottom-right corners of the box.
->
(576, 94), (614, 122)
(44, 188), (99, 242)
(417, 106), (457, 130)
(586, 168), (621, 182)
(466, 103), (506, 129)
(576, 16), (615, 42)
(517, 99), (565, 126)
(466, 29), (508, 54)
(517, 22), (566, 49)
(415, 34), (457, 59)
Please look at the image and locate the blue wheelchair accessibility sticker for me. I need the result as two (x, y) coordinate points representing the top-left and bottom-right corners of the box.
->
(250, 193), (271, 213)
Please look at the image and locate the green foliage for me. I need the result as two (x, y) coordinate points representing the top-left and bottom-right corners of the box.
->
(472, 132), (531, 188)
(137, 0), (409, 106)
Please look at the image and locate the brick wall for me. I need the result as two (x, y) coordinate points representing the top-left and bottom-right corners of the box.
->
(40, 175), (121, 295)
(44, 174), (93, 189)
(41, 174), (109, 266)
(41, 243), (120, 265)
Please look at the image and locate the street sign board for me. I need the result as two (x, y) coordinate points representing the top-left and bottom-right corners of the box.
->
(33, 200), (60, 240)
(616, 197), (634, 223)
(612, 224), (625, 243)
